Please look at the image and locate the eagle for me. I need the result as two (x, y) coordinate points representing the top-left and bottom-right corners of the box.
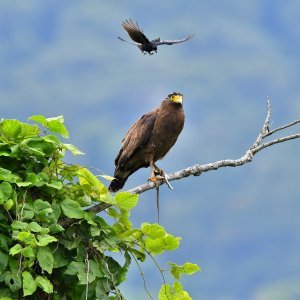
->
(118, 19), (194, 55)
(109, 92), (185, 192)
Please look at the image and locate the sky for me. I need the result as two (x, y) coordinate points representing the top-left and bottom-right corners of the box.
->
(1, 1), (300, 299)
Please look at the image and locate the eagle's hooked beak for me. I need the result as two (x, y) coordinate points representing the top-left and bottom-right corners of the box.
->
(172, 94), (183, 104)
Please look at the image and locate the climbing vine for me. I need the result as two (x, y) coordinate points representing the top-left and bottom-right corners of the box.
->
(0, 115), (200, 299)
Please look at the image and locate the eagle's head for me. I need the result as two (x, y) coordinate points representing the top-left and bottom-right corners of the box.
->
(167, 92), (184, 105)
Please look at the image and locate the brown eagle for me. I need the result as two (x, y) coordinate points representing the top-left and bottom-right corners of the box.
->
(118, 19), (194, 55)
(109, 92), (185, 192)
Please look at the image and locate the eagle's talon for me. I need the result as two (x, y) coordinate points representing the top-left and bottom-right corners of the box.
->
(148, 173), (173, 190)
(163, 172), (173, 190)
(148, 176), (162, 188)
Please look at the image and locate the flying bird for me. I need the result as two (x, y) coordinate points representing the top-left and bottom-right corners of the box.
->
(109, 92), (185, 192)
(118, 19), (194, 55)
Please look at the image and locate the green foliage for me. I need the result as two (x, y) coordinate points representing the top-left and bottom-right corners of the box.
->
(0, 116), (200, 299)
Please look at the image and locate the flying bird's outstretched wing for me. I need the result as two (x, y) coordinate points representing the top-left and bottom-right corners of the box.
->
(154, 34), (195, 45)
(117, 36), (140, 46)
(122, 19), (150, 44)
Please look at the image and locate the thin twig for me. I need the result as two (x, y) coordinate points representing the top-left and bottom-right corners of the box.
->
(252, 134), (300, 154)
(85, 251), (90, 300)
(251, 97), (271, 149)
(130, 253), (154, 300)
(156, 187), (160, 224)
(264, 118), (300, 137)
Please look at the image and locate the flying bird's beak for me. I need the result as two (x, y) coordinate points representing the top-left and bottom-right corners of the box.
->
(172, 94), (183, 104)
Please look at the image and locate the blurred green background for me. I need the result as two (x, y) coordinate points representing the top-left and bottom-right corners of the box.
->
(1, 1), (300, 299)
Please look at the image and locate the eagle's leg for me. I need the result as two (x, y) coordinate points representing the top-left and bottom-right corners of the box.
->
(148, 162), (173, 190)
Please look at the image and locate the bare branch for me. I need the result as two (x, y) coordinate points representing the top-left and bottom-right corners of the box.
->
(251, 97), (271, 148)
(85, 99), (300, 214)
(264, 119), (300, 137)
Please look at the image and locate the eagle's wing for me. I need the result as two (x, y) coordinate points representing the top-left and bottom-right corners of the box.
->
(154, 34), (194, 45)
(115, 111), (156, 166)
(122, 19), (150, 44)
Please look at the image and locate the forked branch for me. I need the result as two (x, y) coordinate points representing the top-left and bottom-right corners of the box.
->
(87, 99), (300, 214)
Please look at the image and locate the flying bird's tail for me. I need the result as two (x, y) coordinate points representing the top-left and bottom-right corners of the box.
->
(108, 175), (128, 193)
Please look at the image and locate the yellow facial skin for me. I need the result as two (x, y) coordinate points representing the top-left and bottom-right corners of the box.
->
(170, 94), (183, 104)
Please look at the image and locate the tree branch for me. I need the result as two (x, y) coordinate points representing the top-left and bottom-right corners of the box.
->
(86, 99), (300, 214)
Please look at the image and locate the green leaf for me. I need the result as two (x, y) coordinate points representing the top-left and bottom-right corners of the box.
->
(11, 220), (28, 231)
(0, 182), (12, 205)
(0, 167), (20, 183)
(4, 272), (22, 293)
(114, 192), (138, 210)
(22, 271), (37, 296)
(90, 226), (101, 237)
(35, 275), (53, 294)
(36, 234), (57, 247)
(77, 168), (108, 196)
(169, 262), (183, 280)
(129, 248), (146, 262)
(28, 222), (43, 233)
(96, 278), (111, 299)
(21, 246), (35, 258)
(30, 115), (69, 138)
(163, 234), (180, 251)
(115, 251), (131, 284)
(33, 199), (53, 214)
(144, 237), (164, 255)
(0, 233), (10, 252)
(89, 260), (105, 278)
(52, 247), (69, 268)
(22, 209), (35, 220)
(9, 244), (22, 256)
(182, 262), (201, 275)
(0, 250), (9, 272)
(48, 119), (69, 138)
(141, 223), (165, 239)
(51, 200), (61, 222)
(28, 115), (48, 127)
(49, 223), (64, 234)
(3, 199), (14, 210)
(0, 120), (21, 140)
(17, 173), (40, 187)
(20, 123), (40, 139)
(158, 282), (192, 300)
(158, 284), (172, 300)
(64, 261), (85, 276)
(99, 193), (115, 204)
(64, 260), (96, 284)
(63, 143), (84, 155)
(60, 199), (84, 219)
(0, 296), (14, 300)
(22, 138), (54, 156)
(45, 180), (63, 189)
(17, 232), (37, 246)
(37, 247), (53, 274)
(43, 134), (61, 145)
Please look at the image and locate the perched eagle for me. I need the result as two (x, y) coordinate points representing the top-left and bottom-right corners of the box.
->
(118, 19), (194, 55)
(109, 92), (185, 192)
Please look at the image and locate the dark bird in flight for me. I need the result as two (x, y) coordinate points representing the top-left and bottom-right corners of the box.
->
(118, 19), (194, 55)
(109, 92), (185, 192)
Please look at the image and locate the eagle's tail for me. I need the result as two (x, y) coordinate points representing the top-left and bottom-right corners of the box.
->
(108, 175), (128, 193)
